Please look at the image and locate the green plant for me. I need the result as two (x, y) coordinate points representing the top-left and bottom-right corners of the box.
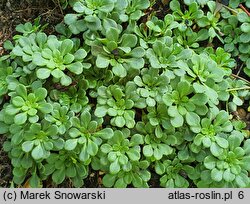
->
(197, 1), (224, 42)
(237, 10), (250, 74)
(0, 61), (13, 104)
(146, 37), (190, 69)
(193, 111), (233, 157)
(44, 103), (74, 134)
(219, 6), (250, 77)
(94, 85), (136, 128)
(200, 131), (250, 187)
(92, 24), (145, 77)
(101, 160), (151, 187)
(98, 129), (142, 174)
(170, 0), (204, 31)
(155, 157), (193, 187)
(136, 122), (173, 161)
(204, 47), (236, 75)
(133, 68), (169, 107)
(163, 80), (208, 128)
(5, 84), (52, 125)
(67, 109), (114, 162)
(49, 78), (89, 113)
(173, 27), (209, 49)
(134, 14), (179, 47)
(43, 150), (88, 187)
(64, 0), (116, 33)
(13, 17), (48, 39)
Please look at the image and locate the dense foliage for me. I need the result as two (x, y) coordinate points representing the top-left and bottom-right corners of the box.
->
(0, 0), (250, 187)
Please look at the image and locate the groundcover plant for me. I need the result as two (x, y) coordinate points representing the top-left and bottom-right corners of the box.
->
(0, 0), (250, 188)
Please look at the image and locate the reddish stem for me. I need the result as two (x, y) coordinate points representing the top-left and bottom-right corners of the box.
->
(239, 4), (250, 16)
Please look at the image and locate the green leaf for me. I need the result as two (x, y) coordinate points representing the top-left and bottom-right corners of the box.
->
(36, 68), (51, 79)
(131, 47), (145, 58)
(63, 53), (74, 64)
(112, 64), (127, 77)
(34, 88), (47, 101)
(52, 168), (65, 184)
(74, 49), (87, 60)
(170, 0), (181, 11)
(64, 139), (78, 150)
(110, 159), (120, 174)
(60, 39), (73, 55)
(126, 58), (144, 69)
(241, 23), (250, 33)
(211, 168), (223, 182)
(146, 97), (156, 107)
(101, 144), (112, 153)
(12, 96), (25, 107)
(94, 128), (114, 139)
(12, 46), (24, 56)
(204, 156), (216, 169)
(73, 2), (85, 13)
(185, 112), (201, 133)
(66, 165), (76, 178)
(95, 106), (107, 117)
(143, 145), (153, 157)
(67, 62), (83, 75)
(215, 136), (229, 149)
(79, 145), (89, 161)
(106, 27), (120, 42)
(14, 112), (27, 125)
(243, 139), (250, 154)
(108, 152), (117, 162)
(175, 174), (188, 187)
(235, 174), (249, 187)
(87, 139), (98, 156)
(51, 69), (64, 78)
(38, 103), (53, 113)
(237, 12), (249, 22)
(202, 137), (212, 148)
(16, 84), (27, 99)
(214, 111), (228, 126)
(29, 115), (39, 123)
(33, 53), (47, 66)
(241, 156), (250, 170)
(85, 15), (102, 31)
(0, 122), (8, 134)
(121, 34), (137, 47)
(223, 169), (235, 182)
(210, 142), (223, 157)
(115, 116), (126, 127)
(170, 114), (184, 128)
(127, 148), (140, 161)
(60, 75), (72, 86)
(102, 174), (117, 187)
(96, 55), (110, 68)
(69, 128), (82, 138)
(22, 141), (34, 152)
(31, 144), (45, 160)
(155, 161), (165, 175)
(177, 81), (191, 97)
(29, 173), (40, 187)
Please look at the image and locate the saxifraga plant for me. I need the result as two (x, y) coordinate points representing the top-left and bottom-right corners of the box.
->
(0, 0), (250, 188)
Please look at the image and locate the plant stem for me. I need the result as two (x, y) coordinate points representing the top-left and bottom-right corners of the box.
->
(227, 86), (250, 92)
(222, 5), (238, 14)
(231, 74), (250, 84)
(239, 4), (250, 16)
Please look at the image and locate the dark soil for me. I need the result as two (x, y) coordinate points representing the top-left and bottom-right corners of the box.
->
(0, 136), (12, 187)
(0, 0), (63, 56)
